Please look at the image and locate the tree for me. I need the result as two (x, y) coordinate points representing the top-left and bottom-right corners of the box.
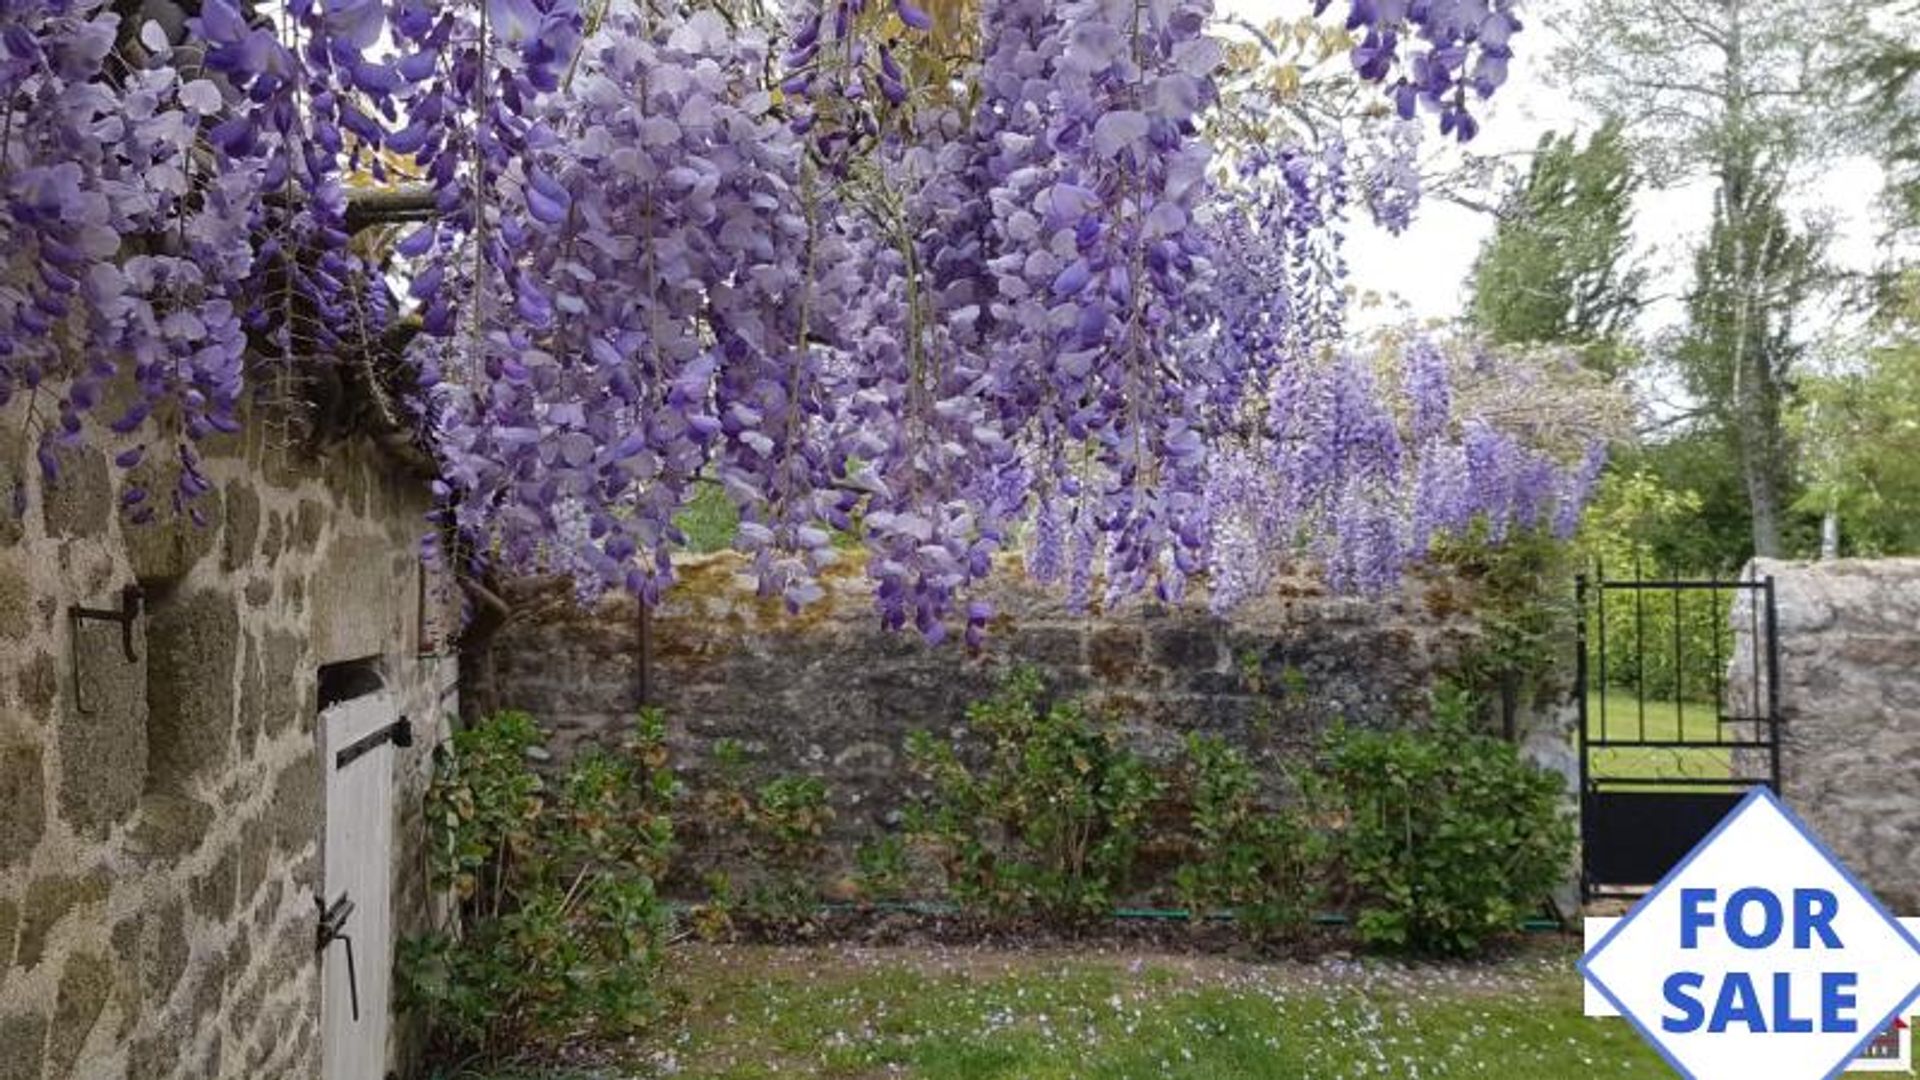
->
(1468, 120), (1645, 374)
(1846, 0), (1920, 238)
(1791, 274), (1920, 555)
(1672, 171), (1825, 558)
(1554, 0), (1865, 557)
(1591, 436), (1771, 573)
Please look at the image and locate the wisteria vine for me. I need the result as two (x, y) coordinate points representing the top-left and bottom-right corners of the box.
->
(2, 0), (1602, 639)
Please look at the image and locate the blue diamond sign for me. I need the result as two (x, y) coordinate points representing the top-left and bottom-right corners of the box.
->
(1581, 788), (1920, 1080)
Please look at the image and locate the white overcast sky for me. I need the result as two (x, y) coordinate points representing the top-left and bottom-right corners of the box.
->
(1215, 0), (1891, 334)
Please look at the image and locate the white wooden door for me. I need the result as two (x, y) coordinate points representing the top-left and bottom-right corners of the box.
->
(321, 691), (396, 1080)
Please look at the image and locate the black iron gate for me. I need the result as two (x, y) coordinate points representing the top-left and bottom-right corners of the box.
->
(1576, 571), (1781, 901)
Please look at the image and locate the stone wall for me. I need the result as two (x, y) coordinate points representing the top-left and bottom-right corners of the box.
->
(469, 554), (1495, 885)
(1735, 559), (1920, 913)
(0, 396), (458, 1080)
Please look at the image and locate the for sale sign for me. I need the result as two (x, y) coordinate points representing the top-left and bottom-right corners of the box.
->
(1580, 788), (1920, 1080)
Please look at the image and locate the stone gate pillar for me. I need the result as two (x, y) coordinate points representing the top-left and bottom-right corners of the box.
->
(1731, 559), (1920, 913)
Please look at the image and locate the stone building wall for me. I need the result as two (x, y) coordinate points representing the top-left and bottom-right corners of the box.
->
(0, 397), (457, 1080)
(1734, 559), (1920, 913)
(469, 553), (1495, 885)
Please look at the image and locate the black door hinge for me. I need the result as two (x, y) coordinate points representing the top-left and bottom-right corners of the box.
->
(334, 716), (414, 770)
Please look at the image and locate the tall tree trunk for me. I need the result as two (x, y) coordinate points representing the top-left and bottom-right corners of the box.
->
(1740, 421), (1785, 556)
(1720, 0), (1785, 560)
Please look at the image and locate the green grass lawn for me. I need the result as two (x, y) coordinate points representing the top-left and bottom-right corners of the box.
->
(1584, 689), (1742, 786)
(453, 941), (1673, 1080)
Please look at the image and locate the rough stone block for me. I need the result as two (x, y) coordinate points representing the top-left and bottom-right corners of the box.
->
(144, 589), (240, 788)
(40, 443), (110, 538)
(1184, 669), (1242, 695)
(47, 950), (112, 1077)
(222, 479), (261, 572)
(195, 1030), (225, 1080)
(294, 499), (326, 553)
(121, 461), (219, 581)
(16, 649), (58, 719)
(260, 511), (284, 561)
(225, 968), (265, 1057)
(192, 846), (239, 924)
(266, 914), (317, 998)
(261, 629), (306, 737)
(0, 436), (23, 548)
(189, 962), (225, 1027)
(0, 743), (45, 869)
(1003, 625), (1084, 669)
(0, 560), (31, 642)
(1088, 626), (1145, 683)
(14, 869), (109, 970)
(237, 816), (272, 905)
(0, 899), (17, 968)
(128, 791), (215, 862)
(244, 577), (273, 607)
(134, 897), (189, 1009)
(1149, 624), (1221, 671)
(126, 1010), (187, 1080)
(251, 879), (284, 937)
(269, 746), (322, 857)
(223, 934), (252, 997)
(108, 917), (141, 1038)
(0, 1011), (47, 1080)
(58, 616), (148, 838)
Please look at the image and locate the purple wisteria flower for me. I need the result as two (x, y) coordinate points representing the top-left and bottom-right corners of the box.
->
(1, 0), (1590, 641)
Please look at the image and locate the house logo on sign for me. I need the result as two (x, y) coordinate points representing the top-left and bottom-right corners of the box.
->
(1580, 788), (1920, 1080)
(1850, 1016), (1910, 1072)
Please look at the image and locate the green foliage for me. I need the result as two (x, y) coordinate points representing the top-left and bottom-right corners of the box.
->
(697, 741), (836, 923)
(1234, 650), (1311, 741)
(1468, 121), (1643, 375)
(905, 668), (1160, 923)
(399, 710), (678, 1058)
(1172, 735), (1326, 940)
(852, 835), (911, 903)
(1578, 464), (1710, 573)
(1792, 294), (1920, 555)
(1584, 573), (1734, 704)
(1673, 171), (1825, 557)
(1318, 687), (1574, 954)
(1434, 527), (1578, 734)
(1850, 6), (1920, 238)
(672, 480), (741, 553)
(1573, 466), (1750, 702)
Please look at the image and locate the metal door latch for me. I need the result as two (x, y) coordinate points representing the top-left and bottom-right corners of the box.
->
(69, 584), (144, 715)
(314, 893), (360, 1021)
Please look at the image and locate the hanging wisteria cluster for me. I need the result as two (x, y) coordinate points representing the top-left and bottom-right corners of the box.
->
(1, 0), (1601, 639)
(1203, 338), (1611, 614)
(1322, 0), (1522, 141)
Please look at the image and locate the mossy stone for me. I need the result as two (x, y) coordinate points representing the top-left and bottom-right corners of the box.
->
(0, 743), (46, 870)
(0, 561), (31, 641)
(222, 480), (261, 571)
(14, 869), (109, 970)
(58, 617), (147, 837)
(144, 589), (239, 787)
(121, 459), (219, 580)
(17, 649), (58, 718)
(0, 1012), (47, 1080)
(40, 443), (110, 538)
(47, 950), (112, 1077)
